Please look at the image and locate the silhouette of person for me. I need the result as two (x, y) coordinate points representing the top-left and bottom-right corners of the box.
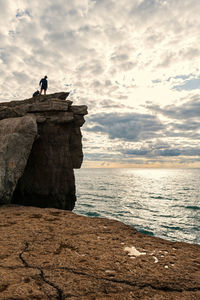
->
(39, 76), (48, 95)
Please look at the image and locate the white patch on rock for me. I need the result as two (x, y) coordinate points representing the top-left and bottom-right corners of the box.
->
(124, 246), (146, 257)
(153, 256), (158, 263)
(105, 270), (115, 274)
(164, 265), (169, 269)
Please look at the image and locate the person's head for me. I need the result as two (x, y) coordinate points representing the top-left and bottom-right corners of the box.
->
(44, 75), (48, 79)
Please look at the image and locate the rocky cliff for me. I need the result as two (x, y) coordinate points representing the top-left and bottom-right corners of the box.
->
(0, 92), (87, 210)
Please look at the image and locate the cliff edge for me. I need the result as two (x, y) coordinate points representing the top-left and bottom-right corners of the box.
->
(0, 92), (88, 210)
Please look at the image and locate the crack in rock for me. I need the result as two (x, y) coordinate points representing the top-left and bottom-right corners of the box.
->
(44, 266), (200, 293)
(19, 241), (63, 300)
(19, 241), (29, 267)
(0, 244), (198, 298)
(1, 263), (200, 294)
(40, 268), (63, 300)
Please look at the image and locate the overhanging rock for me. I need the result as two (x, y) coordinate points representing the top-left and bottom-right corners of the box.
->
(0, 92), (88, 210)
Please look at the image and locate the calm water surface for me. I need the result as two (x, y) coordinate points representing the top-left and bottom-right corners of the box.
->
(74, 168), (200, 245)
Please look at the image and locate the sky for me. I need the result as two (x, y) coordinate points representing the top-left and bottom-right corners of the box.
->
(0, 0), (200, 168)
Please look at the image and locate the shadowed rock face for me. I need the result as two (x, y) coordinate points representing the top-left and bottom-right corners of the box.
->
(0, 115), (38, 204)
(0, 92), (87, 210)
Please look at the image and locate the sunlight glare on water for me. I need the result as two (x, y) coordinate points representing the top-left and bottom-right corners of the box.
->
(74, 168), (200, 244)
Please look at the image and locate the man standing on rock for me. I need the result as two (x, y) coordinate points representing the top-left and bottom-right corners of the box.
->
(39, 76), (48, 95)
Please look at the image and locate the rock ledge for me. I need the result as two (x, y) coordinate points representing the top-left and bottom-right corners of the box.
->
(0, 205), (199, 299)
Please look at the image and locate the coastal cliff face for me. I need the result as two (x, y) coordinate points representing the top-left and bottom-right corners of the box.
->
(0, 92), (87, 210)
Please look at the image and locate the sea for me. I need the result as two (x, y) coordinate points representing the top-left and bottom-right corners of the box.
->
(74, 168), (200, 245)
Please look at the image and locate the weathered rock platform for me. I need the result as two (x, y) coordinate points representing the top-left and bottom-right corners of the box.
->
(0, 92), (87, 210)
(0, 205), (199, 299)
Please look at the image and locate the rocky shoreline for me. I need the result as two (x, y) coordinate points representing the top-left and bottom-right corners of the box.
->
(0, 205), (199, 299)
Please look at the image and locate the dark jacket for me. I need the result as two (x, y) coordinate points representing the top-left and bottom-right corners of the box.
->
(40, 78), (48, 89)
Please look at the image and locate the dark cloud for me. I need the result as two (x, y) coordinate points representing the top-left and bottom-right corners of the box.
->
(85, 112), (164, 141)
(163, 130), (200, 140)
(145, 98), (200, 144)
(182, 148), (200, 156)
(121, 139), (182, 158)
(124, 148), (181, 157)
(156, 149), (181, 156)
(147, 96), (200, 119)
(123, 149), (149, 156)
(122, 145), (200, 158)
(83, 152), (121, 161)
(172, 121), (200, 131)
(83, 104), (200, 164)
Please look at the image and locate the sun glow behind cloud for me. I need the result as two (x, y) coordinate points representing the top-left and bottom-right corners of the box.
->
(0, 0), (200, 167)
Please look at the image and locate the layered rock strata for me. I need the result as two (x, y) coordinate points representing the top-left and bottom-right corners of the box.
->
(0, 205), (199, 299)
(0, 92), (87, 210)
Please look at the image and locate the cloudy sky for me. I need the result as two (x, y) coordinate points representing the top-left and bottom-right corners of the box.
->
(0, 0), (200, 168)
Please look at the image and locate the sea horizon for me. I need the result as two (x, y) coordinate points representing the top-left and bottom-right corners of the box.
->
(81, 167), (200, 169)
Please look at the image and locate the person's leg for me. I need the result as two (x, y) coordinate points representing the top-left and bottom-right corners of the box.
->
(40, 87), (43, 94)
(44, 89), (46, 95)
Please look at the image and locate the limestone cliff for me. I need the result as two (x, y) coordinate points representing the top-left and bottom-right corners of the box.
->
(0, 92), (87, 210)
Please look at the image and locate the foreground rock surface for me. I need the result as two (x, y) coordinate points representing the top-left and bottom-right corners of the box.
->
(0, 92), (87, 210)
(0, 205), (199, 300)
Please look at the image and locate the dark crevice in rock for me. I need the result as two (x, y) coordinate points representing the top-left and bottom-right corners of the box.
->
(18, 242), (64, 300)
(52, 266), (200, 293)
(40, 268), (63, 300)
(19, 241), (29, 267)
(1, 264), (199, 294)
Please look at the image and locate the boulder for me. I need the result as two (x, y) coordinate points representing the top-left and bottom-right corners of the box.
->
(0, 115), (37, 204)
(0, 92), (87, 210)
